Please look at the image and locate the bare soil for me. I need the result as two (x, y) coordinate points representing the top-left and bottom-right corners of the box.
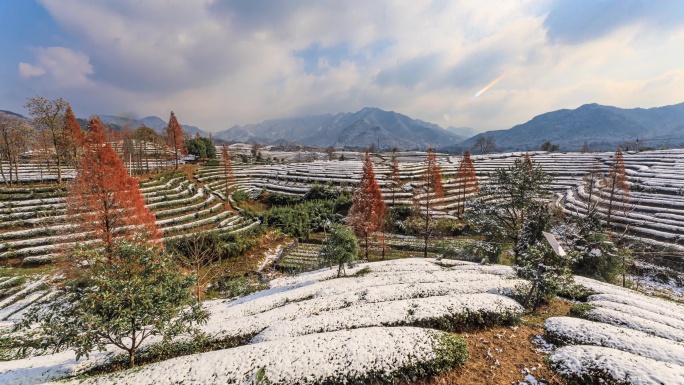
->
(408, 299), (574, 385)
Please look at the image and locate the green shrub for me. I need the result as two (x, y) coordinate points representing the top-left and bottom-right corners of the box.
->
(557, 283), (596, 302)
(568, 303), (596, 318)
(213, 275), (268, 299)
(232, 190), (250, 204)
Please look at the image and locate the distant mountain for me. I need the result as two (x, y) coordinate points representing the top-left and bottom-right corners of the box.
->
(460, 102), (684, 152)
(446, 126), (477, 138)
(97, 115), (207, 137)
(215, 107), (464, 150)
(0, 110), (28, 119)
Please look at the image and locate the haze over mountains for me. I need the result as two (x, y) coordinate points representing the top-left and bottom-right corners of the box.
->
(214, 107), (465, 150)
(4, 102), (684, 151)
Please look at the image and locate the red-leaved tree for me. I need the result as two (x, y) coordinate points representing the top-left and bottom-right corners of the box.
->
(348, 150), (386, 259)
(415, 148), (444, 258)
(455, 150), (479, 217)
(64, 106), (86, 165)
(165, 111), (187, 169)
(602, 148), (630, 226)
(221, 144), (236, 203)
(68, 117), (159, 255)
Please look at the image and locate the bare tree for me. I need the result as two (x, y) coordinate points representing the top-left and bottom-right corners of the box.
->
(472, 136), (496, 154)
(24, 96), (70, 184)
(601, 149), (630, 226)
(0, 113), (35, 186)
(171, 233), (226, 302)
(583, 157), (603, 203)
(325, 146), (336, 161)
(387, 149), (403, 205)
(581, 141), (590, 153)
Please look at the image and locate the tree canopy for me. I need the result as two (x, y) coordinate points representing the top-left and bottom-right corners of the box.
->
(68, 117), (159, 253)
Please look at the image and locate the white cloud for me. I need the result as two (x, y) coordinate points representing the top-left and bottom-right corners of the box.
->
(19, 47), (93, 86)
(18, 63), (46, 79)
(15, 0), (684, 132)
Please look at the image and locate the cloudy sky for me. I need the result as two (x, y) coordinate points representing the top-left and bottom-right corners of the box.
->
(1, 0), (683, 133)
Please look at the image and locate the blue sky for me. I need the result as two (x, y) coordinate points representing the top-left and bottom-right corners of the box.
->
(2, 0), (684, 132)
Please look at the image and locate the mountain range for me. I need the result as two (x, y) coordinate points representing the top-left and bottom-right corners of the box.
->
(461, 102), (684, 151)
(4, 102), (684, 151)
(214, 107), (466, 150)
(97, 115), (207, 137)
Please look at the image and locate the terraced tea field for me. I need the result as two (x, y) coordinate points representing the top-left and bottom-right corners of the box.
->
(195, 149), (684, 251)
(0, 171), (258, 265)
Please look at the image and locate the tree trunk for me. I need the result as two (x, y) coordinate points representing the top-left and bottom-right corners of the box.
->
(56, 154), (62, 185)
(0, 157), (7, 187)
(129, 349), (135, 368)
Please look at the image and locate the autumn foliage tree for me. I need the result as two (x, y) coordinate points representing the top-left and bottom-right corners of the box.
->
(602, 148), (630, 226)
(165, 111), (187, 169)
(414, 148), (444, 258)
(455, 150), (479, 217)
(64, 106), (85, 164)
(68, 117), (159, 254)
(348, 150), (386, 259)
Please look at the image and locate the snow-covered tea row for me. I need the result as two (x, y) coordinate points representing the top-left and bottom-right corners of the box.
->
(546, 274), (684, 384)
(46, 327), (465, 385)
(0, 175), (257, 263)
(0, 258), (520, 384)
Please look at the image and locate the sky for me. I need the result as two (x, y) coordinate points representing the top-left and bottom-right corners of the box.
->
(1, 0), (684, 133)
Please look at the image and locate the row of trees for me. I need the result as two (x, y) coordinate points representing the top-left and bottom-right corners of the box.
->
(347, 148), (480, 259)
(1, 97), (217, 186)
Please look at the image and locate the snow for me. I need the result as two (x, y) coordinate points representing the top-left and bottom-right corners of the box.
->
(251, 293), (522, 343)
(0, 350), (113, 385)
(588, 300), (684, 331)
(550, 345), (684, 385)
(545, 317), (684, 367)
(584, 306), (684, 343)
(47, 327), (457, 385)
(587, 293), (684, 322)
(257, 245), (282, 272)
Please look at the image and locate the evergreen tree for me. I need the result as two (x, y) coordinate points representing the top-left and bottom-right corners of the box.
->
(319, 224), (360, 277)
(19, 241), (207, 368)
(455, 150), (479, 217)
(568, 204), (626, 284)
(514, 202), (572, 312)
(465, 154), (552, 262)
(348, 150), (386, 259)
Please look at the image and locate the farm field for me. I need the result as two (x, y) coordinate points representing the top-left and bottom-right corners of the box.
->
(0, 169), (258, 266)
(193, 148), (684, 251)
(1, 147), (683, 385)
(2, 258), (682, 384)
